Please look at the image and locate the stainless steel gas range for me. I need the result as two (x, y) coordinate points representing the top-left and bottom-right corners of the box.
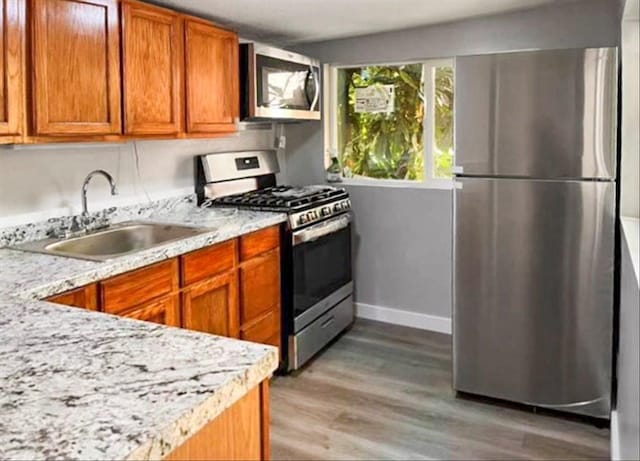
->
(196, 150), (354, 372)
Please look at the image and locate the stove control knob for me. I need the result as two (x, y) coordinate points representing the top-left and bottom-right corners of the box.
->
(299, 214), (307, 225)
(321, 206), (331, 216)
(307, 211), (316, 221)
(333, 203), (342, 212)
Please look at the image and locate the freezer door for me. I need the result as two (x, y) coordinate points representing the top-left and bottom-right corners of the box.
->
(453, 178), (615, 418)
(455, 48), (617, 179)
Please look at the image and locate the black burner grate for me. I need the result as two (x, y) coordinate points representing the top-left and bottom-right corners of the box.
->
(213, 185), (347, 212)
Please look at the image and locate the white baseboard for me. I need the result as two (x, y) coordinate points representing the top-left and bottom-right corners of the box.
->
(355, 302), (452, 334)
(611, 410), (620, 461)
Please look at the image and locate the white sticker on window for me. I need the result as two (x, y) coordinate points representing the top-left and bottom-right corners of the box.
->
(354, 85), (395, 114)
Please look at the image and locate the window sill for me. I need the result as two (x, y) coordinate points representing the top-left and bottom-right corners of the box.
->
(337, 177), (454, 190)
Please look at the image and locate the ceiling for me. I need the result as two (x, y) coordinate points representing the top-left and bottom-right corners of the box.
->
(157, 0), (578, 45)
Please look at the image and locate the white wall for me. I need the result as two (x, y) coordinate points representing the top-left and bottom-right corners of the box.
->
(0, 127), (281, 226)
(285, 0), (621, 326)
(616, 220), (640, 461)
(621, 2), (640, 219)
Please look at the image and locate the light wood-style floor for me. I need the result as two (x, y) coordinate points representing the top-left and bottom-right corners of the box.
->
(270, 319), (610, 460)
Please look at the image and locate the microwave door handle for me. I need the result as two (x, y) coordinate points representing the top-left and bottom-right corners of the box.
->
(306, 66), (320, 111)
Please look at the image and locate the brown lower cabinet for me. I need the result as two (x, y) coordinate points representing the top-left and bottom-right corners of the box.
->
(166, 381), (270, 461)
(181, 270), (239, 338)
(46, 283), (99, 310)
(45, 226), (281, 353)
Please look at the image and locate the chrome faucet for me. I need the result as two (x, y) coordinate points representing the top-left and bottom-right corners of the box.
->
(81, 170), (118, 217)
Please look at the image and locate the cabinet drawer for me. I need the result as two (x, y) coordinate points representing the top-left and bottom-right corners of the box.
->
(123, 294), (180, 327)
(239, 226), (280, 261)
(240, 249), (280, 325)
(101, 259), (179, 314)
(181, 239), (237, 286)
(241, 308), (280, 349)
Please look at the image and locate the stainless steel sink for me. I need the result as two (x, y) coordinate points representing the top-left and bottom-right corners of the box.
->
(12, 222), (210, 261)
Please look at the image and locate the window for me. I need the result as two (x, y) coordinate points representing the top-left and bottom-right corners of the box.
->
(325, 59), (454, 185)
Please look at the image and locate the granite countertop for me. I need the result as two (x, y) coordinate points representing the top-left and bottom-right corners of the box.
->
(0, 196), (288, 300)
(0, 196), (288, 460)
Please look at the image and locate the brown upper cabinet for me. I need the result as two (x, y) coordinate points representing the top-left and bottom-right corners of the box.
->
(2, 0), (240, 143)
(0, 0), (23, 142)
(121, 0), (182, 135)
(29, 0), (122, 136)
(184, 17), (238, 134)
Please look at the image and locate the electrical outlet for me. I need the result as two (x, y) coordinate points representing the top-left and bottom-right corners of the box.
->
(277, 135), (286, 149)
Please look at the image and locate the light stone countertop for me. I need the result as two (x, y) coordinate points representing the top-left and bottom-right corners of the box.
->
(0, 197), (288, 300)
(0, 197), (288, 460)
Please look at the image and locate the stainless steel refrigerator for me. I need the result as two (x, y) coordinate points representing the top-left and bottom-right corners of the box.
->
(453, 47), (618, 419)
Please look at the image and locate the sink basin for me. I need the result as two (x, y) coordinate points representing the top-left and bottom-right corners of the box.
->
(13, 222), (210, 261)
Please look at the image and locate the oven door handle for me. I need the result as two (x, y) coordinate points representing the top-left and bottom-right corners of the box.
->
(292, 214), (350, 246)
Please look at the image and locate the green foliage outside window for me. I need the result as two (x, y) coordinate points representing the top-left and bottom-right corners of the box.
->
(337, 64), (454, 180)
(433, 67), (454, 178)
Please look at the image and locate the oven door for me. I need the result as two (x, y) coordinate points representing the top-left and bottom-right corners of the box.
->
(292, 214), (353, 331)
(251, 45), (321, 120)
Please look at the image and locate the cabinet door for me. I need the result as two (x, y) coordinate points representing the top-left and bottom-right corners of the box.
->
(240, 249), (280, 326)
(184, 18), (238, 134)
(121, 0), (182, 135)
(46, 284), (98, 310)
(123, 294), (180, 327)
(182, 271), (239, 338)
(30, 0), (121, 135)
(0, 0), (22, 139)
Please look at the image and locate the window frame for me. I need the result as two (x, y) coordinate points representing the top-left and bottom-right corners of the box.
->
(323, 59), (455, 190)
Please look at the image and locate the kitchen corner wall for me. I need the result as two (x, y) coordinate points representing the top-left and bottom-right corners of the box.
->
(285, 0), (621, 328)
(0, 128), (283, 227)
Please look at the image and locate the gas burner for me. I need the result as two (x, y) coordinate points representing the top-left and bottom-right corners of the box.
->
(211, 184), (351, 229)
(215, 185), (346, 209)
(269, 185), (334, 199)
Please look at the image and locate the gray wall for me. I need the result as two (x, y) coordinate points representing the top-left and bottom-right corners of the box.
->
(285, 0), (621, 321)
(617, 222), (640, 460)
(347, 185), (452, 317)
(0, 128), (280, 226)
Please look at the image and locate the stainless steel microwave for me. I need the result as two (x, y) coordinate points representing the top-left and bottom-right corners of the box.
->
(240, 43), (321, 121)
